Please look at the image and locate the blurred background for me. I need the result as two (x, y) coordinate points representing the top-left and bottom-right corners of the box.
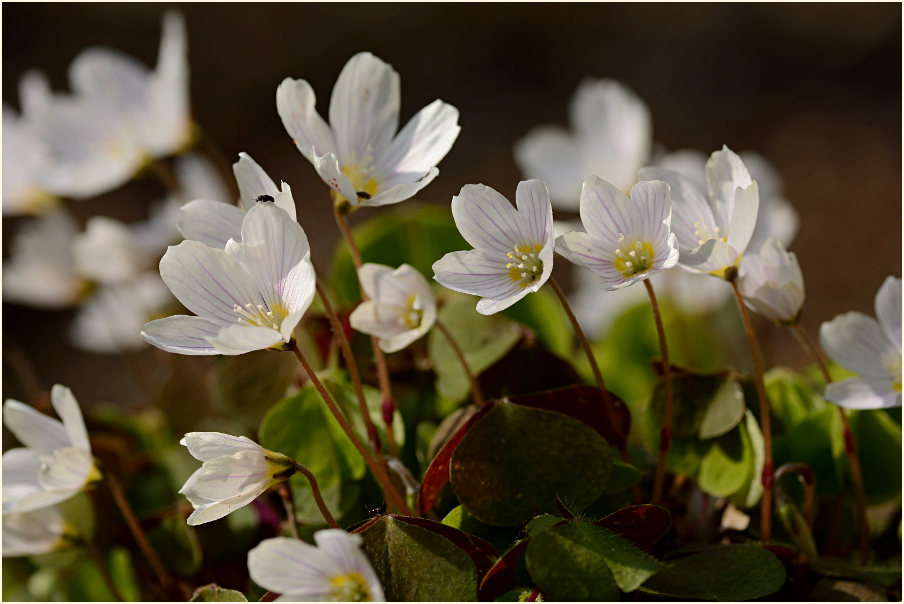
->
(2, 3), (901, 409)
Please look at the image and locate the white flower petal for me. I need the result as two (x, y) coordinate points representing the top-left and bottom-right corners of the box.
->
(514, 179), (554, 250)
(209, 324), (284, 356)
(180, 432), (266, 462)
(141, 315), (223, 355)
(514, 125), (585, 209)
(571, 78), (651, 192)
(50, 385), (90, 452)
(145, 10), (191, 156)
(875, 276), (902, 351)
(450, 184), (522, 256)
(2, 448), (44, 511)
(555, 232), (623, 287)
(362, 168), (438, 208)
(3, 400), (70, 453)
(820, 312), (894, 377)
(73, 216), (151, 284)
(3, 506), (66, 557)
(578, 176), (635, 245)
(180, 450), (271, 502)
(726, 181), (759, 259)
(375, 99), (460, 186)
(637, 166), (714, 255)
(37, 446), (94, 493)
(626, 180), (672, 246)
(433, 250), (523, 312)
(233, 153), (298, 220)
(705, 145), (754, 230)
(277, 77), (336, 163)
(248, 537), (327, 596)
(159, 240), (260, 325)
(825, 377), (901, 410)
(312, 150), (360, 207)
(178, 199), (247, 249)
(329, 52), (400, 165)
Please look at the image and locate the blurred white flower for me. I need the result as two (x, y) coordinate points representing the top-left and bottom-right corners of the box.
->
(638, 145), (759, 279)
(556, 177), (678, 290)
(248, 531), (385, 601)
(820, 276), (902, 409)
(141, 203), (315, 355)
(277, 51), (460, 209)
(179, 432), (295, 526)
(178, 152), (296, 249)
(514, 78), (651, 210)
(2, 208), (86, 309)
(433, 180), (554, 315)
(18, 11), (191, 199)
(2, 385), (100, 514)
(737, 236), (805, 324)
(350, 264), (437, 352)
(1, 103), (58, 215)
(2, 505), (70, 557)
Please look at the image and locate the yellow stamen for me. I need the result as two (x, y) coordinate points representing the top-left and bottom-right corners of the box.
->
(613, 234), (656, 278)
(329, 572), (372, 601)
(505, 244), (544, 288)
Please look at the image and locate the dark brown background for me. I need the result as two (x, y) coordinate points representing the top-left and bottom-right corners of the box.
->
(2, 3), (901, 408)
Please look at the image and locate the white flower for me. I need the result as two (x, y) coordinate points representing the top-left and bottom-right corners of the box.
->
(2, 209), (86, 309)
(141, 203), (315, 355)
(556, 177), (679, 290)
(277, 52), (460, 209)
(2, 385), (99, 514)
(819, 277), (902, 409)
(178, 152), (297, 249)
(2, 505), (70, 557)
(248, 531), (385, 601)
(432, 180), (555, 315)
(20, 12), (191, 199)
(349, 264), (437, 353)
(638, 145), (759, 279)
(73, 216), (160, 285)
(70, 275), (174, 354)
(1, 102), (57, 215)
(514, 78), (651, 210)
(179, 432), (295, 526)
(737, 236), (805, 324)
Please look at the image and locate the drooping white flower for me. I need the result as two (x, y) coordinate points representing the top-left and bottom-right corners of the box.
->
(248, 531), (385, 601)
(514, 78), (651, 210)
(737, 236), (805, 324)
(556, 177), (679, 290)
(178, 152), (296, 249)
(2, 505), (70, 557)
(349, 264), (437, 353)
(819, 277), (902, 409)
(141, 202), (315, 355)
(2, 209), (86, 309)
(2, 385), (99, 514)
(179, 432), (295, 526)
(277, 52), (460, 209)
(432, 180), (555, 315)
(638, 145), (759, 279)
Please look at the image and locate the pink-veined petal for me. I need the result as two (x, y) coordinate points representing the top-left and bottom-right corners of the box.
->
(362, 167), (438, 207)
(209, 324), (284, 356)
(329, 52), (400, 165)
(141, 315), (223, 355)
(276, 77), (335, 162)
(637, 166), (714, 256)
(578, 176), (635, 246)
(450, 184), (521, 256)
(180, 432), (265, 462)
(433, 249), (526, 315)
(726, 181), (759, 258)
(820, 312), (894, 378)
(705, 145), (754, 231)
(178, 199), (246, 249)
(626, 179), (672, 246)
(875, 276), (902, 351)
(376, 99), (459, 185)
(514, 179), (554, 250)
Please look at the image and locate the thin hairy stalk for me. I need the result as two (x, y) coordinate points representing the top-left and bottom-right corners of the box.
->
(293, 461), (342, 529)
(289, 342), (412, 515)
(547, 279), (627, 449)
(790, 322), (870, 563)
(106, 472), (173, 591)
(86, 541), (125, 601)
(775, 462), (815, 530)
(645, 279), (674, 505)
(278, 483), (300, 538)
(334, 206), (400, 455)
(728, 275), (773, 542)
(435, 319), (485, 406)
(316, 281), (382, 453)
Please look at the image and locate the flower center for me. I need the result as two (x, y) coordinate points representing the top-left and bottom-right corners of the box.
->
(233, 301), (289, 330)
(398, 294), (424, 329)
(332, 163), (380, 206)
(693, 219), (724, 245)
(505, 244), (544, 288)
(613, 234), (656, 278)
(329, 572), (372, 601)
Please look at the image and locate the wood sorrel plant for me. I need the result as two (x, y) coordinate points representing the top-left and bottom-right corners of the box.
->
(2, 21), (901, 603)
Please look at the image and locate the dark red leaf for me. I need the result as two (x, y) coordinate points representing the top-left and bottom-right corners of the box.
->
(595, 504), (672, 549)
(478, 539), (531, 601)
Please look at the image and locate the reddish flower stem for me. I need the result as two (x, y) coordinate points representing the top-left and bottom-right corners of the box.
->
(645, 279), (673, 505)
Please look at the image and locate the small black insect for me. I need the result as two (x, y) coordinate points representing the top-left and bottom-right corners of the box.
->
(256, 194), (275, 203)
(356, 191), (372, 200)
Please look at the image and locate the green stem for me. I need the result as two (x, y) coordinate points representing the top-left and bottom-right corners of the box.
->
(728, 275), (773, 542)
(289, 342), (412, 516)
(645, 279), (673, 505)
(435, 319), (485, 406)
(790, 322), (870, 563)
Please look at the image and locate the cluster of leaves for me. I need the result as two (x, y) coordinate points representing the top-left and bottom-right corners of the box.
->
(3, 204), (901, 601)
